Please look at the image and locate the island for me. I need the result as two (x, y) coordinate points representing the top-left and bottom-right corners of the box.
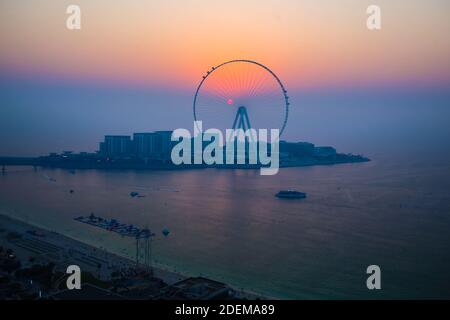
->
(0, 131), (369, 170)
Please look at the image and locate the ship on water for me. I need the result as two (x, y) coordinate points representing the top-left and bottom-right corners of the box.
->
(275, 190), (307, 199)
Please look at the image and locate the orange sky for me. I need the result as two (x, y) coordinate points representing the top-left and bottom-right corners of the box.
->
(1, 0), (449, 90)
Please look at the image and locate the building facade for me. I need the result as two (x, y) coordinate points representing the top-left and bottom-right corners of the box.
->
(98, 131), (174, 160)
(99, 135), (132, 158)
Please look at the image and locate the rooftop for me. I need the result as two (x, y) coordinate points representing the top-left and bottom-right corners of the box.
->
(159, 277), (232, 300)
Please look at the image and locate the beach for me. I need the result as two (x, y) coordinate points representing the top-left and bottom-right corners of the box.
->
(0, 212), (265, 299)
(0, 212), (183, 281)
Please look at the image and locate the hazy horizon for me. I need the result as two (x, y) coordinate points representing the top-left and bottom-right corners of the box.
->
(1, 76), (449, 159)
(1, 0), (450, 158)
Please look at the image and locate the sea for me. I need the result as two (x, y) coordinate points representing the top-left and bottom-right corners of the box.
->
(1, 90), (450, 299)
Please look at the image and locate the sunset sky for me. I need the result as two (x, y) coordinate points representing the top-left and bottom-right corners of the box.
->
(1, 0), (449, 89)
(1, 0), (449, 156)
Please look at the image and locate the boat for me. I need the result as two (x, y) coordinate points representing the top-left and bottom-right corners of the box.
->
(275, 190), (306, 199)
(74, 215), (152, 238)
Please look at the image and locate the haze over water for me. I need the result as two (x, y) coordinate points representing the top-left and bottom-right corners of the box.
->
(1, 98), (450, 298)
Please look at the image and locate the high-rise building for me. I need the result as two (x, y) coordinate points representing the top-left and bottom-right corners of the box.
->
(100, 135), (132, 158)
(98, 131), (174, 160)
(133, 133), (159, 159)
(154, 131), (174, 159)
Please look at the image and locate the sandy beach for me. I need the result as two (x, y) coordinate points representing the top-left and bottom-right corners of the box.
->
(0, 213), (186, 289)
(0, 212), (265, 299)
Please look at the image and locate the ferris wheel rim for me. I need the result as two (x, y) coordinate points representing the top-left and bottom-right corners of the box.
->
(192, 59), (290, 136)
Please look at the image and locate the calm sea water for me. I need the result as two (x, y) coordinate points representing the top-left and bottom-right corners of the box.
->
(1, 89), (450, 298)
(1, 154), (450, 299)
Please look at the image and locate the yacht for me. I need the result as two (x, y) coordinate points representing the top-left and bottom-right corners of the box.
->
(275, 190), (306, 199)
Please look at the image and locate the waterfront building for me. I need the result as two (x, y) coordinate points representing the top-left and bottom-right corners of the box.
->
(154, 131), (175, 161)
(97, 131), (174, 161)
(279, 141), (315, 157)
(132, 131), (174, 160)
(101, 135), (132, 158)
(314, 146), (337, 157)
(133, 133), (159, 159)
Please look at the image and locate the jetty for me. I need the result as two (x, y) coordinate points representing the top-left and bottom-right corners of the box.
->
(74, 214), (153, 239)
(74, 214), (154, 269)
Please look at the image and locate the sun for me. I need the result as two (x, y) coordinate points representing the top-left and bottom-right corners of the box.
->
(227, 98), (234, 105)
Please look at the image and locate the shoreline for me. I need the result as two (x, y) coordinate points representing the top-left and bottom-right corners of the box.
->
(0, 212), (268, 299)
(0, 155), (370, 171)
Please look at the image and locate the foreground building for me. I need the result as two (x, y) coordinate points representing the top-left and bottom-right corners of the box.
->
(158, 277), (233, 300)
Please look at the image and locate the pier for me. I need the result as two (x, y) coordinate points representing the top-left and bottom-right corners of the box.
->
(74, 214), (154, 272)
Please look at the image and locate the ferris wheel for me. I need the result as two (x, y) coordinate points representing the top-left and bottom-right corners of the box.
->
(193, 60), (289, 139)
